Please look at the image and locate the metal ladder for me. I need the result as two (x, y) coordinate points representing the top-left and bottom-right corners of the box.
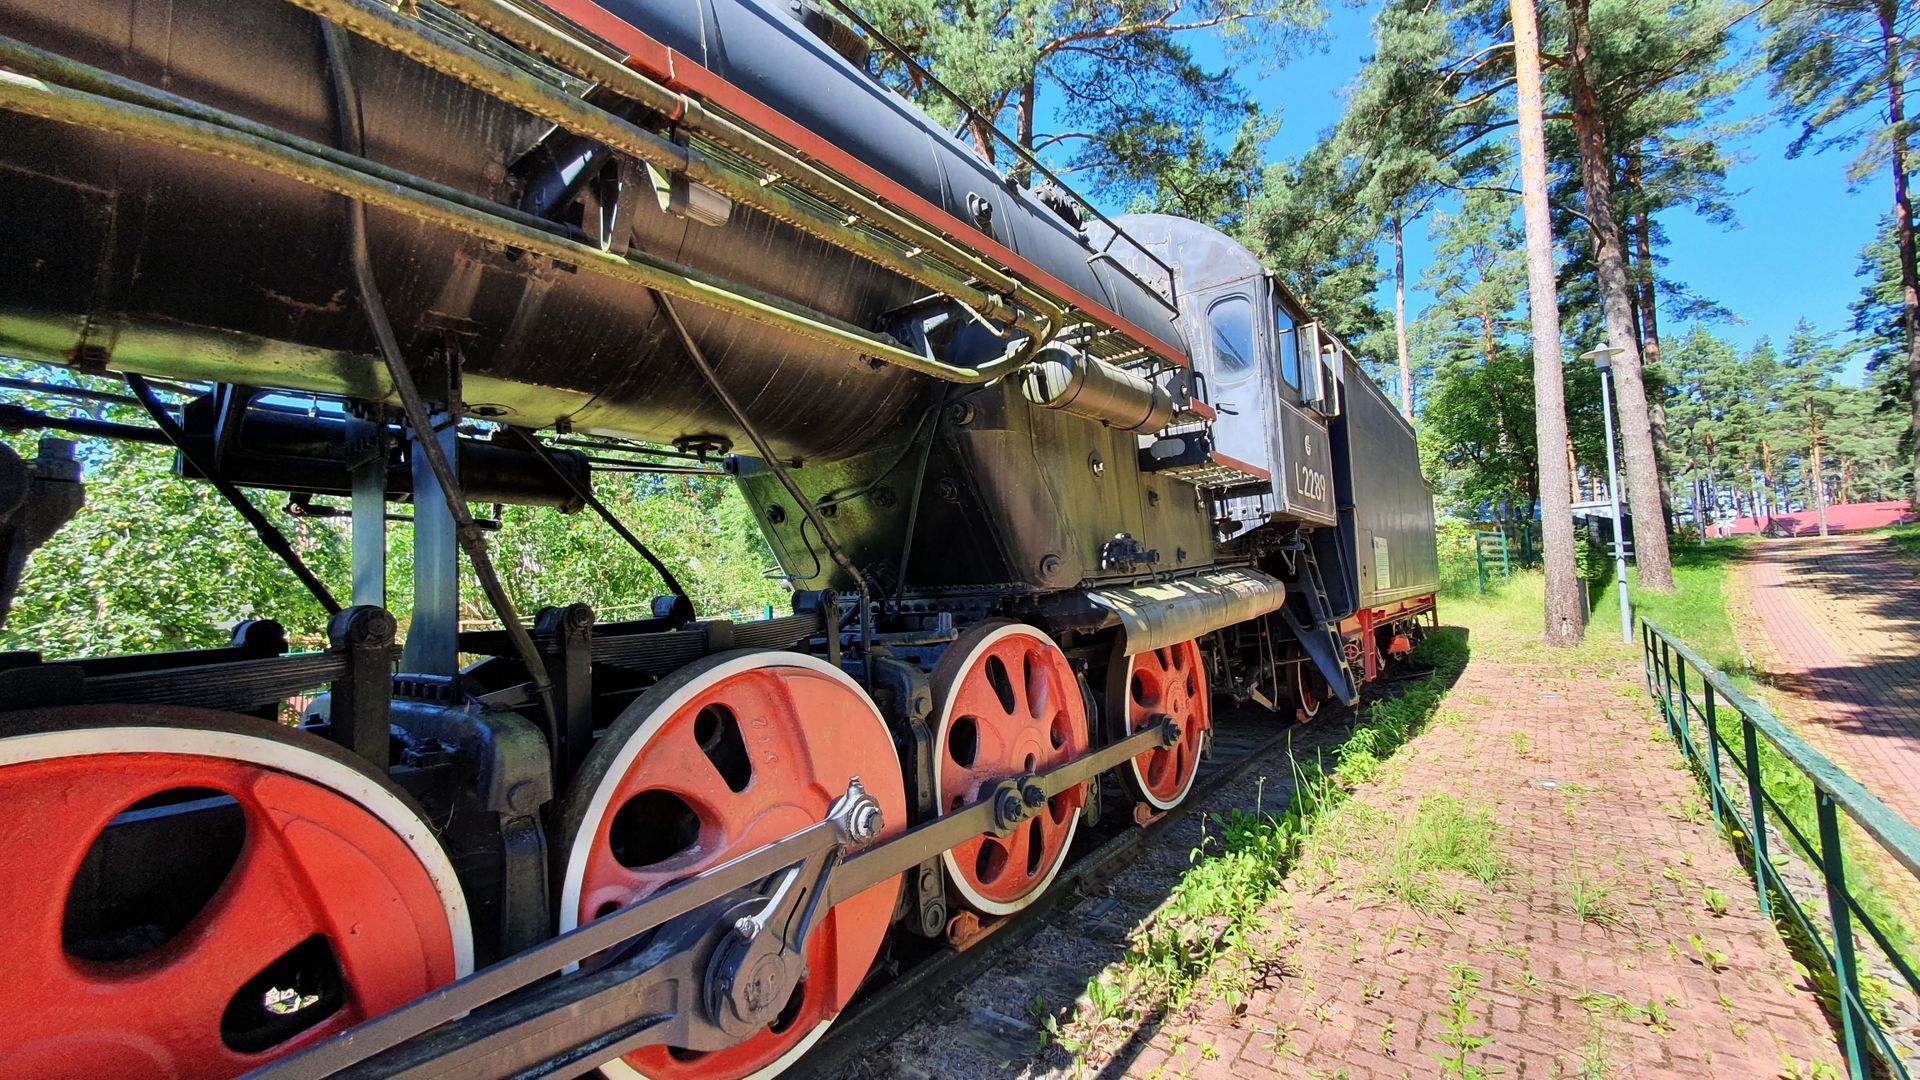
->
(1277, 541), (1360, 706)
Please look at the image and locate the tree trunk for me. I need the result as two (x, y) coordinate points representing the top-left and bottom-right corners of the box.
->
(1013, 74), (1036, 187)
(967, 117), (997, 166)
(1568, 0), (1675, 590)
(1691, 468), (1705, 544)
(1511, 0), (1584, 646)
(1877, 0), (1920, 511)
(1632, 197), (1678, 536)
(1394, 212), (1413, 418)
(1812, 425), (1829, 538)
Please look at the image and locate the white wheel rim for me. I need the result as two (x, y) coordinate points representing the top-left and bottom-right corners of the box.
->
(1295, 665), (1323, 718)
(558, 651), (897, 1080)
(1121, 647), (1208, 811)
(932, 623), (1084, 916)
(0, 724), (474, 977)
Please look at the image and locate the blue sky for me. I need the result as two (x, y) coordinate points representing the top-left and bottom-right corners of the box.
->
(1051, 6), (1892, 385)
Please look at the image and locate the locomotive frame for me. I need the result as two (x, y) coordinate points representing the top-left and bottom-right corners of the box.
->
(0, 0), (1440, 1075)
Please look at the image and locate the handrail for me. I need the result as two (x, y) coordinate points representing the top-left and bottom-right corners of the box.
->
(1646, 620), (1920, 878)
(1642, 618), (1920, 1080)
(0, 62), (1034, 386)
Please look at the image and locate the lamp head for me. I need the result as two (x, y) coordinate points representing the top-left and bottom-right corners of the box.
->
(1580, 345), (1626, 372)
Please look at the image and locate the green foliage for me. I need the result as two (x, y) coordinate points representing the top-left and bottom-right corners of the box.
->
(1565, 868), (1625, 927)
(854, 0), (1324, 211)
(1762, 0), (1919, 180)
(1, 438), (348, 656)
(0, 360), (785, 658)
(1374, 794), (1505, 912)
(1434, 965), (1499, 1079)
(1436, 517), (1482, 597)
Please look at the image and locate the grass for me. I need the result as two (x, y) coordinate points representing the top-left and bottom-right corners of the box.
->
(1041, 629), (1469, 1067)
(1368, 795), (1506, 914)
(1873, 520), (1920, 570)
(1565, 868), (1626, 928)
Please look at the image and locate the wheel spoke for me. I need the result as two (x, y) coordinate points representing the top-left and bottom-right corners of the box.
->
(1114, 639), (1211, 812)
(935, 623), (1087, 916)
(558, 652), (905, 1080)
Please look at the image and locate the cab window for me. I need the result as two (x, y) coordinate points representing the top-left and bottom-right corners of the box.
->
(1207, 294), (1256, 385)
(1274, 305), (1300, 389)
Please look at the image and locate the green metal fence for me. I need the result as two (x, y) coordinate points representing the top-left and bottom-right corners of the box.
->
(1472, 522), (1538, 593)
(1643, 619), (1920, 1079)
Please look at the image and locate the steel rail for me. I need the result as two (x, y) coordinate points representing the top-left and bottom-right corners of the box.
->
(0, 68), (1036, 386)
(279, 0), (1053, 341)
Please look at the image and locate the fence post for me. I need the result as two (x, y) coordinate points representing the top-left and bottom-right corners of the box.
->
(1642, 622), (1653, 696)
(1677, 660), (1694, 760)
(1704, 684), (1724, 825)
(1499, 529), (1511, 580)
(1659, 638), (1676, 737)
(1476, 535), (1487, 595)
(1817, 789), (1869, 1077)
(1743, 717), (1771, 919)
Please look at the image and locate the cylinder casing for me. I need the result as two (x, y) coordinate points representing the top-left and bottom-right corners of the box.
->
(1020, 345), (1175, 432)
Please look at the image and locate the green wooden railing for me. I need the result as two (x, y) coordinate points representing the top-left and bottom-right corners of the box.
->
(1644, 619), (1920, 1079)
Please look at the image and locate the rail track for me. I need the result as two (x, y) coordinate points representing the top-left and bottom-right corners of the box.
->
(794, 689), (1382, 1078)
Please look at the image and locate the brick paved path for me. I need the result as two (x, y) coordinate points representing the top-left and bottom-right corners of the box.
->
(1115, 657), (1839, 1079)
(1735, 535), (1920, 830)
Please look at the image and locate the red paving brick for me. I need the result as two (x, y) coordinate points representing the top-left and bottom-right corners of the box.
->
(1735, 535), (1920, 830)
(1111, 654), (1840, 1079)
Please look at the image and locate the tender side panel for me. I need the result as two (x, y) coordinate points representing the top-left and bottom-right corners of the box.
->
(1340, 358), (1439, 609)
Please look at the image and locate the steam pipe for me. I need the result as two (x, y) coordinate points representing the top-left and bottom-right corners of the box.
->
(433, 0), (1041, 306)
(0, 65), (1041, 386)
(280, 0), (1055, 339)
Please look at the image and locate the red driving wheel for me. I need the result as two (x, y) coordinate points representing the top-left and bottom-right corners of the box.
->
(0, 708), (471, 1079)
(557, 650), (907, 1080)
(931, 622), (1090, 916)
(1294, 664), (1324, 721)
(1108, 639), (1212, 812)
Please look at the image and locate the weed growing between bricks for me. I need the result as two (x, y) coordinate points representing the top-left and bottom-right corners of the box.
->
(1040, 629), (1470, 1069)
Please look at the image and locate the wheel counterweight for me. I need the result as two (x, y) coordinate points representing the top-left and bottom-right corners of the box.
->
(556, 650), (907, 1080)
(931, 622), (1090, 916)
(0, 708), (472, 1079)
(1108, 639), (1213, 811)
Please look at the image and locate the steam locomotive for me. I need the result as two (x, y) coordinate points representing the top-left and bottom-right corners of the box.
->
(0, 0), (1438, 1075)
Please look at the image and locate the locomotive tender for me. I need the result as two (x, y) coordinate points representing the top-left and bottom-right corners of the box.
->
(0, 0), (1438, 1074)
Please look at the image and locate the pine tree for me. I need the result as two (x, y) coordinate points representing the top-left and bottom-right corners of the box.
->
(1765, 0), (1920, 509)
(1512, 0), (1584, 646)
(854, 0), (1325, 204)
(1773, 321), (1851, 536)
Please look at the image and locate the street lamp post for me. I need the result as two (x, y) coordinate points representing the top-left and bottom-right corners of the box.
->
(1582, 345), (1631, 643)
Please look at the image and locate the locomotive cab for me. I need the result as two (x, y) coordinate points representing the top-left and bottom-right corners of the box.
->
(1105, 214), (1340, 535)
